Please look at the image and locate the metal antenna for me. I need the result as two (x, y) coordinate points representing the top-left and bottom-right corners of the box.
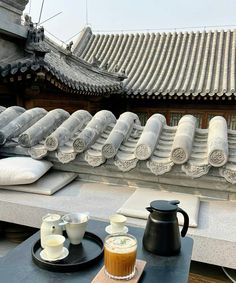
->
(85, 0), (88, 25)
(28, 0), (32, 15)
(66, 29), (83, 42)
(39, 11), (63, 25)
(38, 0), (45, 26)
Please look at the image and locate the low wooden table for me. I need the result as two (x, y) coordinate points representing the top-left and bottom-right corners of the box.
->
(0, 220), (193, 283)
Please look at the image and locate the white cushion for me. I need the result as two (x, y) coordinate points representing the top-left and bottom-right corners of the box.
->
(0, 157), (52, 185)
(117, 188), (200, 227)
(0, 170), (77, 195)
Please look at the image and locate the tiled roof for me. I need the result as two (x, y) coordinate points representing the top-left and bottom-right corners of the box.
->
(0, 27), (123, 95)
(0, 53), (123, 95)
(74, 27), (236, 98)
(0, 106), (236, 184)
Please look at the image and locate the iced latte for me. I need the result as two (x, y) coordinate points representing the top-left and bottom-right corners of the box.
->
(104, 234), (137, 280)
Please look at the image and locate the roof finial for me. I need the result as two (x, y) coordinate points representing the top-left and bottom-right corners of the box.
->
(25, 24), (50, 58)
(101, 62), (109, 71)
(121, 68), (126, 75)
(91, 55), (101, 67)
(23, 13), (32, 26)
(113, 64), (119, 73)
(66, 41), (73, 53)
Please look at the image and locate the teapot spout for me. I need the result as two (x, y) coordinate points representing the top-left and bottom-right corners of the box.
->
(58, 221), (67, 226)
(146, 207), (153, 213)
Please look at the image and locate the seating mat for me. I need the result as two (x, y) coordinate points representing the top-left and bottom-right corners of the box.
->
(117, 188), (200, 227)
(0, 170), (77, 195)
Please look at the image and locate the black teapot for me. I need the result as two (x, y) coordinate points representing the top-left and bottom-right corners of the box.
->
(143, 200), (189, 256)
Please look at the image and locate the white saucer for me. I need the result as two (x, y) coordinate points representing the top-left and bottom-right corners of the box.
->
(105, 225), (129, 234)
(40, 247), (69, 262)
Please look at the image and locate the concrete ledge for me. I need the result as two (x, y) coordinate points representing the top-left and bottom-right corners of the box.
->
(0, 180), (235, 269)
(0, 146), (234, 200)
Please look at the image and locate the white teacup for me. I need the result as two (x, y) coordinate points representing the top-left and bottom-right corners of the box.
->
(44, 234), (65, 259)
(110, 214), (127, 233)
(62, 212), (89, 245)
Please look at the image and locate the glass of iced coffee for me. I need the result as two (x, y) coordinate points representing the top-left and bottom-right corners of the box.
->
(104, 233), (137, 280)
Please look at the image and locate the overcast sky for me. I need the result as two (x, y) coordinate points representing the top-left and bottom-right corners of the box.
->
(24, 0), (236, 44)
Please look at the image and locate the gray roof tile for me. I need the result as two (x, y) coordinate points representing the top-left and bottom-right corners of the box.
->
(0, 106), (236, 184)
(75, 27), (236, 97)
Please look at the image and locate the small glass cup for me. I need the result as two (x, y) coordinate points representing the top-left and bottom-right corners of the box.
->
(104, 233), (137, 280)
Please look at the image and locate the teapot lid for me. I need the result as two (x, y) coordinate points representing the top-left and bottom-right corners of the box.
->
(150, 200), (180, 212)
(42, 213), (61, 222)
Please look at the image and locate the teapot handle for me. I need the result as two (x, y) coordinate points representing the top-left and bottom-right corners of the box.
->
(177, 207), (189, 237)
(146, 207), (153, 213)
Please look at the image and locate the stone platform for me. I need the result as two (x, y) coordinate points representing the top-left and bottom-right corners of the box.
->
(0, 179), (235, 269)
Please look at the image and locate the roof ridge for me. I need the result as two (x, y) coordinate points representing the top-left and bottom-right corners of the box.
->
(91, 27), (236, 36)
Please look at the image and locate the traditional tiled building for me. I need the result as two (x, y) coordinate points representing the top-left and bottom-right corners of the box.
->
(0, 0), (124, 115)
(74, 27), (236, 128)
(2, 1), (236, 129)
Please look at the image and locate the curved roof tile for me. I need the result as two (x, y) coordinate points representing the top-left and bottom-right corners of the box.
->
(75, 27), (236, 97)
(0, 106), (236, 184)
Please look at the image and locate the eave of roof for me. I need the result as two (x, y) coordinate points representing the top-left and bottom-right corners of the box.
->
(0, 26), (124, 95)
(0, 54), (123, 94)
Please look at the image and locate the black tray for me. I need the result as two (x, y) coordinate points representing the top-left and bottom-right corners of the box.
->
(32, 231), (104, 272)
